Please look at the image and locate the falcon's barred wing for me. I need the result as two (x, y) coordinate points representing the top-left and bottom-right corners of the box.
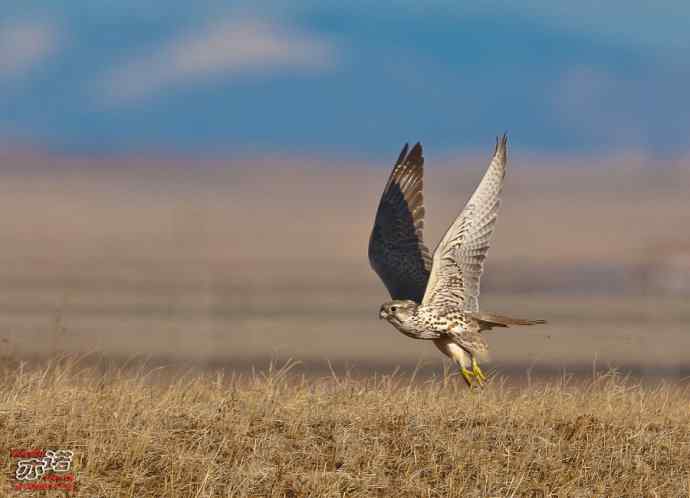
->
(368, 143), (432, 302)
(421, 135), (508, 312)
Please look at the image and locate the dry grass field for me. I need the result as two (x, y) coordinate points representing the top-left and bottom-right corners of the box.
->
(1, 357), (689, 497)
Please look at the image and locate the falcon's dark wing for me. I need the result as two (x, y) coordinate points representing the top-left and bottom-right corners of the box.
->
(368, 143), (432, 302)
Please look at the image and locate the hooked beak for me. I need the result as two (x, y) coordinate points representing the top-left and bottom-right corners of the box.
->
(378, 307), (387, 320)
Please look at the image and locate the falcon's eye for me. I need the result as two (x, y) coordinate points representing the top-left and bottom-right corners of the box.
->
(391, 305), (398, 312)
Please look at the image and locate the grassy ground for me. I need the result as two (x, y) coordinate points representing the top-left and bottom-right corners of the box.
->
(1, 357), (689, 497)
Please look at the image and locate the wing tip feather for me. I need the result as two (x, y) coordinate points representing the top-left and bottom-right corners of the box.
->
(395, 141), (423, 167)
(396, 143), (410, 165)
(387, 140), (425, 196)
(493, 132), (508, 164)
(408, 142), (423, 164)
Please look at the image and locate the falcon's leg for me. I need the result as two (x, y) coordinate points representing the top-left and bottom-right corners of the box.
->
(456, 347), (476, 388)
(432, 337), (477, 388)
(471, 356), (487, 383)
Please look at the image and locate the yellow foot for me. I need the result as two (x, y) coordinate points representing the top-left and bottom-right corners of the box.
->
(472, 357), (487, 383)
(460, 367), (474, 387)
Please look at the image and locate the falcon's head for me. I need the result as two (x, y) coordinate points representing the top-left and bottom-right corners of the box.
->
(379, 300), (418, 325)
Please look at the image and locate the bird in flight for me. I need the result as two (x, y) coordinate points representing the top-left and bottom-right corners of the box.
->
(369, 135), (545, 387)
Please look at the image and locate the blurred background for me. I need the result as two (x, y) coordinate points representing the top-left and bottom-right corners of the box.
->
(1, 2), (688, 380)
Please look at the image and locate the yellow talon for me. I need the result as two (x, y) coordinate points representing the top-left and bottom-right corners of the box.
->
(472, 357), (487, 382)
(460, 367), (474, 387)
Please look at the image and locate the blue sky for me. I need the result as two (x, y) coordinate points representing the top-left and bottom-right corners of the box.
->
(1, 2), (689, 156)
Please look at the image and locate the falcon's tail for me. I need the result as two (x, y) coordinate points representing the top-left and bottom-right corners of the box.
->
(470, 312), (546, 332)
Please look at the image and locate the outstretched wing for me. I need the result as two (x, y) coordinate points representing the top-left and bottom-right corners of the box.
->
(421, 134), (508, 312)
(368, 142), (432, 302)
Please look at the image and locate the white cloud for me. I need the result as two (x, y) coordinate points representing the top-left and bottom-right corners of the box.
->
(99, 18), (335, 104)
(0, 20), (61, 79)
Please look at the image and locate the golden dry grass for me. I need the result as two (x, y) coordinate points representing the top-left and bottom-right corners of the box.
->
(1, 357), (689, 497)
